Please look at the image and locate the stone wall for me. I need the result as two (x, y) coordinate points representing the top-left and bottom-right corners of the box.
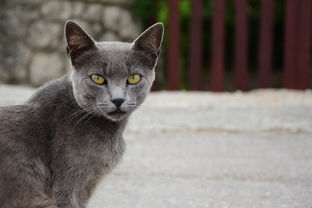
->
(0, 0), (141, 86)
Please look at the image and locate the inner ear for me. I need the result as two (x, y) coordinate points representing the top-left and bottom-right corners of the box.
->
(65, 20), (97, 61)
(133, 23), (164, 56)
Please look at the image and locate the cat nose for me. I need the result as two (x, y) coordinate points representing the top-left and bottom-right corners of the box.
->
(110, 98), (125, 108)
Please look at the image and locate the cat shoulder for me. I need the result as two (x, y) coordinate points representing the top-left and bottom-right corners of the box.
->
(26, 75), (72, 105)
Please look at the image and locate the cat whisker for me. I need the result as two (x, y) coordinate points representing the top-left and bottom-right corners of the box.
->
(67, 110), (88, 124)
(74, 107), (96, 128)
(67, 106), (95, 125)
(84, 111), (97, 125)
(68, 108), (91, 120)
(97, 102), (108, 107)
(97, 104), (108, 107)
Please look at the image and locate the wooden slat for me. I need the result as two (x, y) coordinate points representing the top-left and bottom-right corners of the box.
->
(297, 0), (312, 89)
(188, 0), (203, 90)
(167, 0), (181, 90)
(283, 0), (298, 88)
(234, 0), (248, 90)
(210, 0), (226, 91)
(258, 0), (274, 88)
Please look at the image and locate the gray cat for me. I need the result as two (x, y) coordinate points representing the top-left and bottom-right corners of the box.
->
(0, 20), (163, 208)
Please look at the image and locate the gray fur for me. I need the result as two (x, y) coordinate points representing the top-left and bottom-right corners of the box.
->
(0, 21), (163, 208)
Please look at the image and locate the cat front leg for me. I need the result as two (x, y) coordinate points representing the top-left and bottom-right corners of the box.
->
(52, 173), (90, 208)
(53, 189), (82, 208)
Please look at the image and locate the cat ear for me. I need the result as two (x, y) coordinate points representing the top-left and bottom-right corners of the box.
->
(133, 22), (164, 56)
(65, 20), (97, 60)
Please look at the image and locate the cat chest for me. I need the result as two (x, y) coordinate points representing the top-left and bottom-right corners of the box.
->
(51, 138), (125, 194)
(98, 144), (124, 170)
(55, 128), (126, 182)
(79, 139), (125, 192)
(84, 137), (125, 172)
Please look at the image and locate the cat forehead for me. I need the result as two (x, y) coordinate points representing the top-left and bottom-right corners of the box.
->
(74, 41), (151, 75)
(96, 42), (135, 63)
(96, 42), (156, 69)
(96, 41), (133, 51)
(76, 42), (134, 65)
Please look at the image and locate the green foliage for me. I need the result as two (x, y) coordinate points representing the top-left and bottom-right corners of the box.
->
(132, 0), (155, 23)
(157, 0), (168, 23)
(179, 0), (191, 17)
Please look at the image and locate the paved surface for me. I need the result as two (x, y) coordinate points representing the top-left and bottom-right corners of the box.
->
(1, 85), (312, 208)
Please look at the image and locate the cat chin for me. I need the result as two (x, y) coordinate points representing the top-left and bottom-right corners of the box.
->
(98, 110), (129, 122)
(104, 113), (128, 122)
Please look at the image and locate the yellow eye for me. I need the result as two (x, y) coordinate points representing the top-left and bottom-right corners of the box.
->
(127, 74), (141, 85)
(91, 74), (106, 85)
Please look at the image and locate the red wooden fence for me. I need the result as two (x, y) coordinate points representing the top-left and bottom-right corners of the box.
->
(167, 0), (181, 90)
(210, 0), (225, 91)
(166, 0), (312, 91)
(188, 0), (203, 90)
(234, 0), (248, 90)
(295, 0), (312, 89)
(258, 0), (274, 88)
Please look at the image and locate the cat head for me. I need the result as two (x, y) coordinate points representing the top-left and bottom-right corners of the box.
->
(65, 20), (164, 122)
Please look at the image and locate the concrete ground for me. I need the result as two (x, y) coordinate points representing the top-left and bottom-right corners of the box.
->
(0, 85), (312, 208)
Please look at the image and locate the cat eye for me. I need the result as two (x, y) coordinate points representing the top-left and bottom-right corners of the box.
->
(127, 74), (141, 85)
(90, 74), (106, 85)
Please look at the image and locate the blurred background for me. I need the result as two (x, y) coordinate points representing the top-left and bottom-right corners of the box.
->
(0, 0), (311, 91)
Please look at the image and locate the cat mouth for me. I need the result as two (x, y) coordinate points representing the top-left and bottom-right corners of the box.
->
(108, 109), (127, 116)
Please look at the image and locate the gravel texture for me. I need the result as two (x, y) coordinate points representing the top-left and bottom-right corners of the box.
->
(1, 85), (312, 208)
